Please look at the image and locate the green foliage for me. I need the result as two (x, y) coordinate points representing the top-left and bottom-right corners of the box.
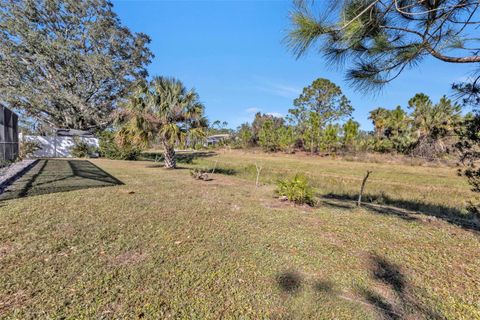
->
(286, 0), (480, 90)
(302, 111), (322, 153)
(408, 94), (461, 139)
(290, 78), (352, 153)
(98, 131), (141, 160)
(252, 112), (285, 143)
(71, 138), (96, 158)
(258, 119), (281, 152)
(367, 93), (462, 156)
(117, 77), (206, 168)
(320, 123), (340, 152)
(454, 77), (480, 217)
(277, 126), (296, 153)
(456, 114), (480, 219)
(276, 174), (315, 206)
(291, 78), (353, 125)
(0, 0), (152, 129)
(368, 106), (414, 153)
(19, 140), (41, 160)
(237, 123), (253, 148)
(257, 118), (297, 153)
(0, 159), (11, 169)
(342, 119), (360, 150)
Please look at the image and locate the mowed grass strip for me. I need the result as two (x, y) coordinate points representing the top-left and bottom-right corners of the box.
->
(0, 159), (479, 319)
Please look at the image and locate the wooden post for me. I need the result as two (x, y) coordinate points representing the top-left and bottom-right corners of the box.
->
(255, 161), (263, 188)
(357, 170), (372, 207)
(211, 160), (218, 174)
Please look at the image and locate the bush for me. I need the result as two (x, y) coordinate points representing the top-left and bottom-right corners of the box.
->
(98, 131), (141, 160)
(19, 140), (41, 159)
(0, 159), (11, 169)
(71, 138), (95, 158)
(276, 174), (315, 206)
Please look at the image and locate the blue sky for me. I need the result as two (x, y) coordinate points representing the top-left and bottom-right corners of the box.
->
(112, 0), (474, 130)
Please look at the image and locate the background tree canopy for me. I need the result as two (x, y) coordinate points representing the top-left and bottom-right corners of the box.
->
(0, 0), (153, 130)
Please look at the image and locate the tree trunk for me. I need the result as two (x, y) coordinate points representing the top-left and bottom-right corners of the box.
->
(162, 141), (176, 169)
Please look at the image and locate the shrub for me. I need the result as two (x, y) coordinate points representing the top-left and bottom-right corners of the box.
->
(71, 138), (95, 158)
(19, 140), (41, 159)
(276, 174), (315, 206)
(0, 159), (11, 169)
(98, 131), (141, 160)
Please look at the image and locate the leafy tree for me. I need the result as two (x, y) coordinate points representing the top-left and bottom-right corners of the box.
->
(291, 78), (353, 125)
(98, 130), (141, 160)
(0, 0), (152, 130)
(320, 123), (340, 152)
(252, 112), (284, 143)
(258, 119), (279, 152)
(278, 126), (296, 153)
(291, 78), (353, 153)
(237, 123), (253, 149)
(117, 77), (206, 169)
(287, 0), (480, 90)
(342, 118), (360, 150)
(303, 111), (322, 154)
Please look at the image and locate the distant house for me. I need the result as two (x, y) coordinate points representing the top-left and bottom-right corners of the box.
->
(0, 105), (19, 161)
(205, 134), (230, 146)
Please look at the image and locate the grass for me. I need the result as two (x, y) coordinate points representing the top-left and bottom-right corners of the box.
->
(185, 150), (478, 226)
(0, 156), (479, 319)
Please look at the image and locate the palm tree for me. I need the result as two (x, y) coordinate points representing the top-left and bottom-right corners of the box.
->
(368, 107), (390, 138)
(117, 77), (206, 168)
(408, 94), (461, 139)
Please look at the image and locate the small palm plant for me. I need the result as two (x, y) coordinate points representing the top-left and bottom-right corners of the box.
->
(117, 77), (207, 168)
(276, 174), (315, 206)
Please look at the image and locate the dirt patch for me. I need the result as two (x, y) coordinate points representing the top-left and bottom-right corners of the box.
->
(261, 198), (315, 212)
(108, 250), (148, 267)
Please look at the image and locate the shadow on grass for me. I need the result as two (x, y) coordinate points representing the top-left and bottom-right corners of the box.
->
(321, 192), (479, 232)
(212, 167), (237, 175)
(276, 271), (303, 294)
(0, 159), (123, 201)
(276, 254), (444, 319)
(144, 164), (190, 170)
(356, 254), (444, 319)
(140, 151), (217, 164)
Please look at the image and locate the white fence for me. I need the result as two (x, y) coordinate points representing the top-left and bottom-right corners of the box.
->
(21, 134), (99, 158)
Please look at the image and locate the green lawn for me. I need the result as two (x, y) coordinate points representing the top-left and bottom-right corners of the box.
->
(0, 156), (479, 319)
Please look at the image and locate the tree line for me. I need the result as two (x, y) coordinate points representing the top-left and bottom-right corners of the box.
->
(229, 78), (467, 160)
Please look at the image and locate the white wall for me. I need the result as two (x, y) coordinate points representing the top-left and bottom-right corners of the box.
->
(21, 134), (99, 158)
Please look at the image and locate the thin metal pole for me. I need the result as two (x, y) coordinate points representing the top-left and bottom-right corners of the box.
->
(54, 129), (57, 158)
